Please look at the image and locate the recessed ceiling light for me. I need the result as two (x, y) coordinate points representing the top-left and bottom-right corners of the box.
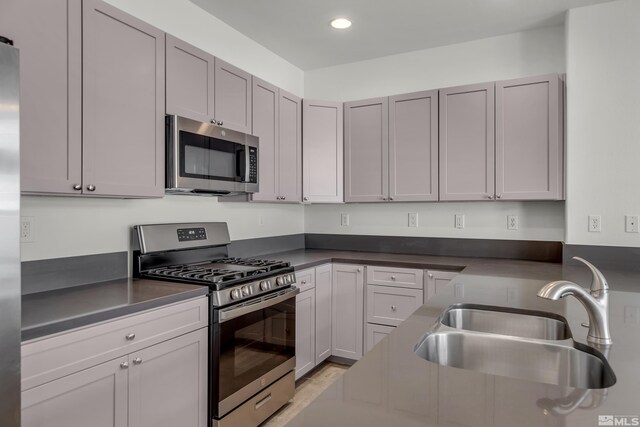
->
(330, 18), (352, 30)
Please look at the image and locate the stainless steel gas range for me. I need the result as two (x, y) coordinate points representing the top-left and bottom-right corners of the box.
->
(132, 222), (298, 427)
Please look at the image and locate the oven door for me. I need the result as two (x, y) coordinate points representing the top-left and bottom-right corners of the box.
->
(212, 287), (298, 418)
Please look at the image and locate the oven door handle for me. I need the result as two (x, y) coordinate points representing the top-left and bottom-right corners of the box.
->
(219, 287), (299, 323)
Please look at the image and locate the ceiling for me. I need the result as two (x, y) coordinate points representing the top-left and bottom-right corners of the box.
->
(190, 0), (614, 70)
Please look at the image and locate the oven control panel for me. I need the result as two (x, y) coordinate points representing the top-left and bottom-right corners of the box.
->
(212, 272), (296, 306)
(177, 227), (207, 242)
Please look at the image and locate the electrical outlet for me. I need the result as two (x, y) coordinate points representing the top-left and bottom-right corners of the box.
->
(588, 215), (601, 232)
(625, 215), (639, 233)
(408, 213), (418, 228)
(341, 213), (350, 227)
(21, 216), (34, 242)
(455, 214), (465, 229)
(507, 215), (519, 230)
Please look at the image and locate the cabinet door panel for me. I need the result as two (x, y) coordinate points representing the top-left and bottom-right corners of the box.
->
(22, 358), (127, 427)
(278, 90), (302, 202)
(315, 264), (332, 363)
(424, 270), (459, 302)
(344, 98), (389, 202)
(251, 77), (279, 201)
(128, 328), (208, 427)
(82, 0), (165, 197)
(496, 74), (563, 200)
(366, 285), (423, 327)
(302, 100), (344, 203)
(1, 0), (82, 194)
(214, 58), (252, 134)
(389, 90), (438, 201)
(331, 264), (364, 360)
(165, 34), (215, 123)
(365, 323), (395, 353)
(295, 290), (316, 380)
(439, 83), (495, 201)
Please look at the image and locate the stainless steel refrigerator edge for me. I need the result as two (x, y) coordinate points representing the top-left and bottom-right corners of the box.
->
(0, 39), (21, 426)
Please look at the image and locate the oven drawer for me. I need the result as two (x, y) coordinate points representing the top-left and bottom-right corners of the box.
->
(295, 268), (315, 293)
(214, 371), (295, 427)
(366, 266), (423, 289)
(22, 296), (208, 391)
(366, 285), (423, 327)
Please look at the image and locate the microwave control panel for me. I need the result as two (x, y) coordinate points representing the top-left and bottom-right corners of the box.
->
(248, 147), (258, 183)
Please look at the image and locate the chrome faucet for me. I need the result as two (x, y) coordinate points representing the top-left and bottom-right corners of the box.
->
(537, 257), (612, 346)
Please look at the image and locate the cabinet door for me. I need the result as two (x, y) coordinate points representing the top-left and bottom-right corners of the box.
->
(315, 264), (333, 364)
(214, 58), (252, 133)
(251, 77), (279, 201)
(22, 357), (127, 427)
(331, 264), (364, 360)
(365, 323), (395, 353)
(389, 90), (438, 201)
(295, 289), (316, 380)
(128, 328), (208, 427)
(82, 0), (165, 197)
(424, 270), (459, 302)
(344, 98), (389, 202)
(496, 74), (563, 200)
(165, 34), (215, 123)
(278, 89), (302, 202)
(439, 82), (495, 201)
(1, 0), (82, 194)
(302, 100), (344, 203)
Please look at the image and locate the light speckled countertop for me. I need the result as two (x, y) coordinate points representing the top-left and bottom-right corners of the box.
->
(278, 250), (640, 427)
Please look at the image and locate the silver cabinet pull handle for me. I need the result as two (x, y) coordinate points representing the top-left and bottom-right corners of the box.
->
(120, 361), (129, 369)
(133, 357), (143, 365)
(86, 184), (96, 191)
(357, 268), (362, 272)
(496, 194), (502, 199)
(486, 194), (493, 199)
(389, 197), (394, 201)
(282, 196), (286, 200)
(217, 120), (223, 126)
(391, 276), (396, 281)
(428, 273), (434, 279)
(381, 197), (388, 201)
(303, 197), (309, 201)
(210, 119), (216, 124)
(125, 333), (136, 341)
(391, 305), (397, 312)
(73, 184), (82, 191)
(301, 280), (306, 285)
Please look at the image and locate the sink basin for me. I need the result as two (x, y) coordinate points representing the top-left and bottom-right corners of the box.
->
(441, 304), (571, 340)
(414, 331), (616, 389)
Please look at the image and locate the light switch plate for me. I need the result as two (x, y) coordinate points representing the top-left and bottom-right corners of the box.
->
(455, 214), (465, 229)
(341, 213), (350, 227)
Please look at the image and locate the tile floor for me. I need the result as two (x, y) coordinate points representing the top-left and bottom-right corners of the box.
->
(262, 362), (349, 427)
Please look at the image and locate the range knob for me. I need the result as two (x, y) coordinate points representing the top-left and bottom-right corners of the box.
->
(241, 286), (250, 296)
(276, 276), (284, 286)
(230, 288), (241, 300)
(260, 281), (270, 291)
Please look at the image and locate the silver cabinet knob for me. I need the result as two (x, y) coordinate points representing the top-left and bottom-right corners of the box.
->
(391, 305), (397, 312)
(86, 184), (96, 192)
(133, 357), (143, 365)
(357, 268), (362, 272)
(381, 197), (388, 201)
(300, 280), (306, 285)
(120, 361), (129, 369)
(391, 276), (396, 281)
(282, 196), (286, 200)
(210, 119), (216, 124)
(73, 184), (82, 191)
(303, 197), (309, 201)
(389, 197), (394, 201)
(496, 194), (502, 199)
(217, 120), (223, 126)
(486, 194), (493, 199)
(428, 273), (434, 279)
(125, 333), (136, 341)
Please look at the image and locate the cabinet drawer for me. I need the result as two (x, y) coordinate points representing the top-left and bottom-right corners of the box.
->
(22, 296), (208, 391)
(367, 285), (423, 327)
(295, 268), (316, 293)
(366, 266), (423, 289)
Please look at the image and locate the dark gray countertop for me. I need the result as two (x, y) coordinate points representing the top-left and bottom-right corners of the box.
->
(21, 278), (208, 341)
(281, 252), (640, 426)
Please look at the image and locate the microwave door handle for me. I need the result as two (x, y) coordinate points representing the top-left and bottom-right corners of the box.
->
(236, 147), (247, 182)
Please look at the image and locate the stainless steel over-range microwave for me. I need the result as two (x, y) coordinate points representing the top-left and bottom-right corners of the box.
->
(166, 115), (259, 195)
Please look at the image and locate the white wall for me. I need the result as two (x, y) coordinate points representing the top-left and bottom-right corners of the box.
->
(103, 0), (304, 97)
(565, 0), (640, 247)
(20, 196), (303, 261)
(305, 26), (566, 101)
(304, 26), (567, 241)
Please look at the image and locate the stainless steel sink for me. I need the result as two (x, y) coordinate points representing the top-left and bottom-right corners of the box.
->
(440, 304), (571, 340)
(414, 331), (616, 389)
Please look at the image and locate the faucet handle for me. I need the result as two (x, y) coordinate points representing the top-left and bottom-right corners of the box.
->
(572, 257), (608, 295)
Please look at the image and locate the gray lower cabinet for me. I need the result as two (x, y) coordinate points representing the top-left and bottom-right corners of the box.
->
(295, 288), (316, 380)
(252, 78), (302, 203)
(439, 82), (496, 201)
(496, 74), (564, 200)
(302, 100), (344, 203)
(365, 323), (395, 353)
(344, 98), (389, 202)
(331, 264), (364, 360)
(424, 270), (459, 302)
(315, 264), (332, 363)
(214, 58), (252, 134)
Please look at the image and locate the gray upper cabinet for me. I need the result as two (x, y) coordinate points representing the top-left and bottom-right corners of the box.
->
(439, 82), (495, 201)
(389, 90), (439, 201)
(344, 98), (389, 202)
(165, 34), (215, 123)
(1, 0), (82, 195)
(82, 0), (165, 198)
(251, 78), (301, 203)
(251, 78), (279, 202)
(496, 74), (564, 200)
(302, 100), (344, 203)
(278, 90), (302, 202)
(214, 59), (252, 134)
